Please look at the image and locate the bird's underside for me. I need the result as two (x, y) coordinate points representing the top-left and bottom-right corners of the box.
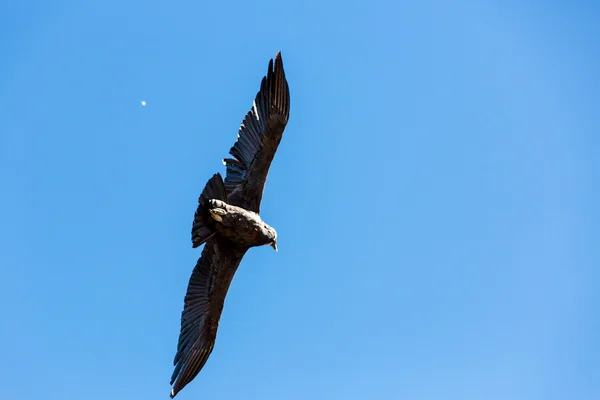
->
(169, 51), (290, 398)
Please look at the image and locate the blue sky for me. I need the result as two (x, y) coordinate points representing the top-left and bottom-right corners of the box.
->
(1, 1), (598, 399)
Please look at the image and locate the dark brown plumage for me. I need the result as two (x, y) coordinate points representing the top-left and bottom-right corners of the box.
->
(169, 52), (290, 398)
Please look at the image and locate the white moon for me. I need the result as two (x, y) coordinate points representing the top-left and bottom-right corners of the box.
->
(141, 100), (147, 106)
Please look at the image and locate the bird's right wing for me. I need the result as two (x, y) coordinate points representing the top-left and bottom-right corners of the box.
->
(170, 237), (248, 398)
(223, 51), (290, 213)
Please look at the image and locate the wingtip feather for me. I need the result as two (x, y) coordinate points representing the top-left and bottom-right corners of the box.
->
(274, 51), (283, 68)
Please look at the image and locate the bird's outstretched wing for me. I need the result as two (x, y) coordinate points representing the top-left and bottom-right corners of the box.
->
(170, 237), (248, 398)
(223, 51), (290, 213)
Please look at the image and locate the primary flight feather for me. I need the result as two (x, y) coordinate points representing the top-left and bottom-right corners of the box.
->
(169, 51), (290, 398)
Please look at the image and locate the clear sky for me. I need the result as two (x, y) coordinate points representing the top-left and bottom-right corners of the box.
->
(1, 1), (598, 399)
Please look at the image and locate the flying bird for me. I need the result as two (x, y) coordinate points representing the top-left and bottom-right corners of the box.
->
(169, 52), (290, 398)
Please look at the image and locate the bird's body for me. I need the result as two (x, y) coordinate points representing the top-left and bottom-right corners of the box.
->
(208, 199), (278, 250)
(169, 52), (290, 398)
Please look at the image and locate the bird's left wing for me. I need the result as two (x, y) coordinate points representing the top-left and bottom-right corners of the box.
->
(170, 237), (248, 398)
(223, 51), (290, 213)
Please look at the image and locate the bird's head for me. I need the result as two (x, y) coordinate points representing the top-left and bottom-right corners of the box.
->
(265, 226), (278, 252)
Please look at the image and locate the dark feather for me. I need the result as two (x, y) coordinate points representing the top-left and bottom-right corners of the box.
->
(191, 173), (228, 248)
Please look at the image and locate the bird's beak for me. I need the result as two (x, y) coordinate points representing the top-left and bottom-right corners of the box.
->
(271, 242), (278, 252)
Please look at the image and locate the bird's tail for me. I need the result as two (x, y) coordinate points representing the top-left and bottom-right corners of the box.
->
(191, 173), (228, 248)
